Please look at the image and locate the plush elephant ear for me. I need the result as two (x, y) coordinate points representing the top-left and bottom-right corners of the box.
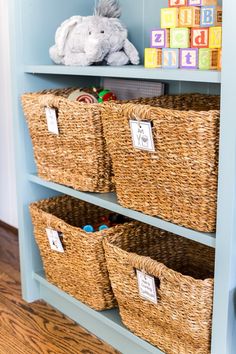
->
(108, 18), (128, 52)
(94, 0), (121, 18)
(54, 16), (83, 56)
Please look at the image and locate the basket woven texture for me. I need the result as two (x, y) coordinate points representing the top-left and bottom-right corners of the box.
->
(103, 222), (214, 354)
(102, 94), (220, 232)
(22, 88), (113, 192)
(30, 195), (133, 311)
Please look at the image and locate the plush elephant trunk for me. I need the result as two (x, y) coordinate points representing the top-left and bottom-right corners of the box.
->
(94, 0), (121, 18)
(84, 37), (110, 63)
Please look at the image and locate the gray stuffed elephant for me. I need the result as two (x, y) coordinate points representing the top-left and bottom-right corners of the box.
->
(49, 0), (140, 66)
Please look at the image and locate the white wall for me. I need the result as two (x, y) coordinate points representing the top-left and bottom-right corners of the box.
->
(0, 0), (18, 227)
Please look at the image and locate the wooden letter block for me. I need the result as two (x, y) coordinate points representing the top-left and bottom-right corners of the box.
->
(191, 28), (209, 48)
(161, 8), (179, 28)
(179, 7), (200, 27)
(150, 29), (170, 48)
(170, 28), (190, 48)
(215, 6), (223, 26)
(169, 0), (187, 7)
(200, 6), (222, 27)
(218, 49), (222, 70)
(209, 26), (222, 48)
(145, 48), (162, 68)
(180, 48), (198, 69)
(188, 0), (217, 5)
(199, 48), (218, 70)
(162, 48), (179, 69)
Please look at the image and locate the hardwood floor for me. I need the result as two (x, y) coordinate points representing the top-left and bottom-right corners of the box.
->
(0, 223), (120, 354)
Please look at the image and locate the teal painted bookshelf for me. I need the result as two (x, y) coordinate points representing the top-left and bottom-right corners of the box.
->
(9, 0), (236, 353)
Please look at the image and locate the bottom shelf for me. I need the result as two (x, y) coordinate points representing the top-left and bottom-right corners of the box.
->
(33, 272), (164, 354)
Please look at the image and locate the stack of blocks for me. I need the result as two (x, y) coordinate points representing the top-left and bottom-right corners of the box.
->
(145, 0), (222, 70)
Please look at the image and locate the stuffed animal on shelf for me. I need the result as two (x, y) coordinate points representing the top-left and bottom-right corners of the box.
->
(49, 0), (140, 66)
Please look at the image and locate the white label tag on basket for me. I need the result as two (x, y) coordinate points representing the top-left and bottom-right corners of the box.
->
(45, 107), (59, 135)
(46, 228), (64, 253)
(130, 120), (155, 152)
(136, 269), (157, 304)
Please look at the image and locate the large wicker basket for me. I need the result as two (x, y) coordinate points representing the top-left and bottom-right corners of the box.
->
(103, 223), (215, 354)
(30, 195), (133, 311)
(102, 94), (220, 232)
(22, 88), (113, 192)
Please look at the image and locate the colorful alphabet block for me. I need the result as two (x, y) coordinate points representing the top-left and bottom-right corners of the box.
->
(162, 48), (179, 69)
(150, 29), (170, 48)
(199, 48), (218, 69)
(209, 26), (222, 48)
(169, 0), (187, 6)
(215, 6), (223, 26)
(218, 49), (222, 70)
(188, 0), (217, 5)
(161, 8), (179, 28)
(191, 28), (209, 48)
(170, 28), (190, 48)
(179, 7), (200, 27)
(180, 48), (198, 69)
(144, 48), (162, 68)
(200, 6), (222, 27)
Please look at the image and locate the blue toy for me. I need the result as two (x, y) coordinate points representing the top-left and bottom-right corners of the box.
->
(83, 225), (95, 233)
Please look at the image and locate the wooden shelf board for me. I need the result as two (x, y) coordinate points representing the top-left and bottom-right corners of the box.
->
(28, 174), (216, 248)
(24, 65), (221, 83)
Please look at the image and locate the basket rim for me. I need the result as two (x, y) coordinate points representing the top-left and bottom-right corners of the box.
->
(103, 238), (214, 285)
(30, 197), (134, 239)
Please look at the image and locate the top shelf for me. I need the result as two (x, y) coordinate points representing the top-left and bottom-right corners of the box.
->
(24, 65), (221, 83)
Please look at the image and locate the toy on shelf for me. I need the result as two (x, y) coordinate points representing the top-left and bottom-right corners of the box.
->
(179, 6), (200, 27)
(209, 26), (222, 48)
(49, 0), (140, 66)
(200, 6), (222, 27)
(199, 48), (218, 69)
(82, 213), (127, 233)
(170, 28), (190, 48)
(189, 0), (217, 7)
(161, 8), (179, 28)
(191, 27), (209, 48)
(162, 48), (179, 69)
(169, 0), (187, 7)
(180, 48), (198, 68)
(144, 48), (162, 68)
(151, 29), (170, 48)
(68, 87), (117, 103)
(144, 0), (222, 70)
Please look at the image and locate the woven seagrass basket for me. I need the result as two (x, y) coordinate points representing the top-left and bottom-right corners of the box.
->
(103, 222), (215, 354)
(22, 88), (113, 192)
(30, 195), (133, 311)
(102, 94), (220, 232)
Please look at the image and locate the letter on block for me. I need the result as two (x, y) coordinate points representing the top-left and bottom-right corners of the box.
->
(180, 48), (198, 69)
(179, 7), (200, 27)
(162, 49), (179, 69)
(161, 8), (179, 28)
(151, 29), (170, 48)
(209, 26), (222, 48)
(145, 48), (162, 68)
(201, 6), (222, 27)
(215, 6), (223, 26)
(170, 28), (190, 48)
(188, 0), (217, 5)
(169, 0), (187, 6)
(199, 48), (218, 70)
(218, 49), (222, 70)
(191, 28), (209, 48)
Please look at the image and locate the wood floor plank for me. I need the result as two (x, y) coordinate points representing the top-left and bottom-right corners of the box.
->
(0, 225), (120, 354)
